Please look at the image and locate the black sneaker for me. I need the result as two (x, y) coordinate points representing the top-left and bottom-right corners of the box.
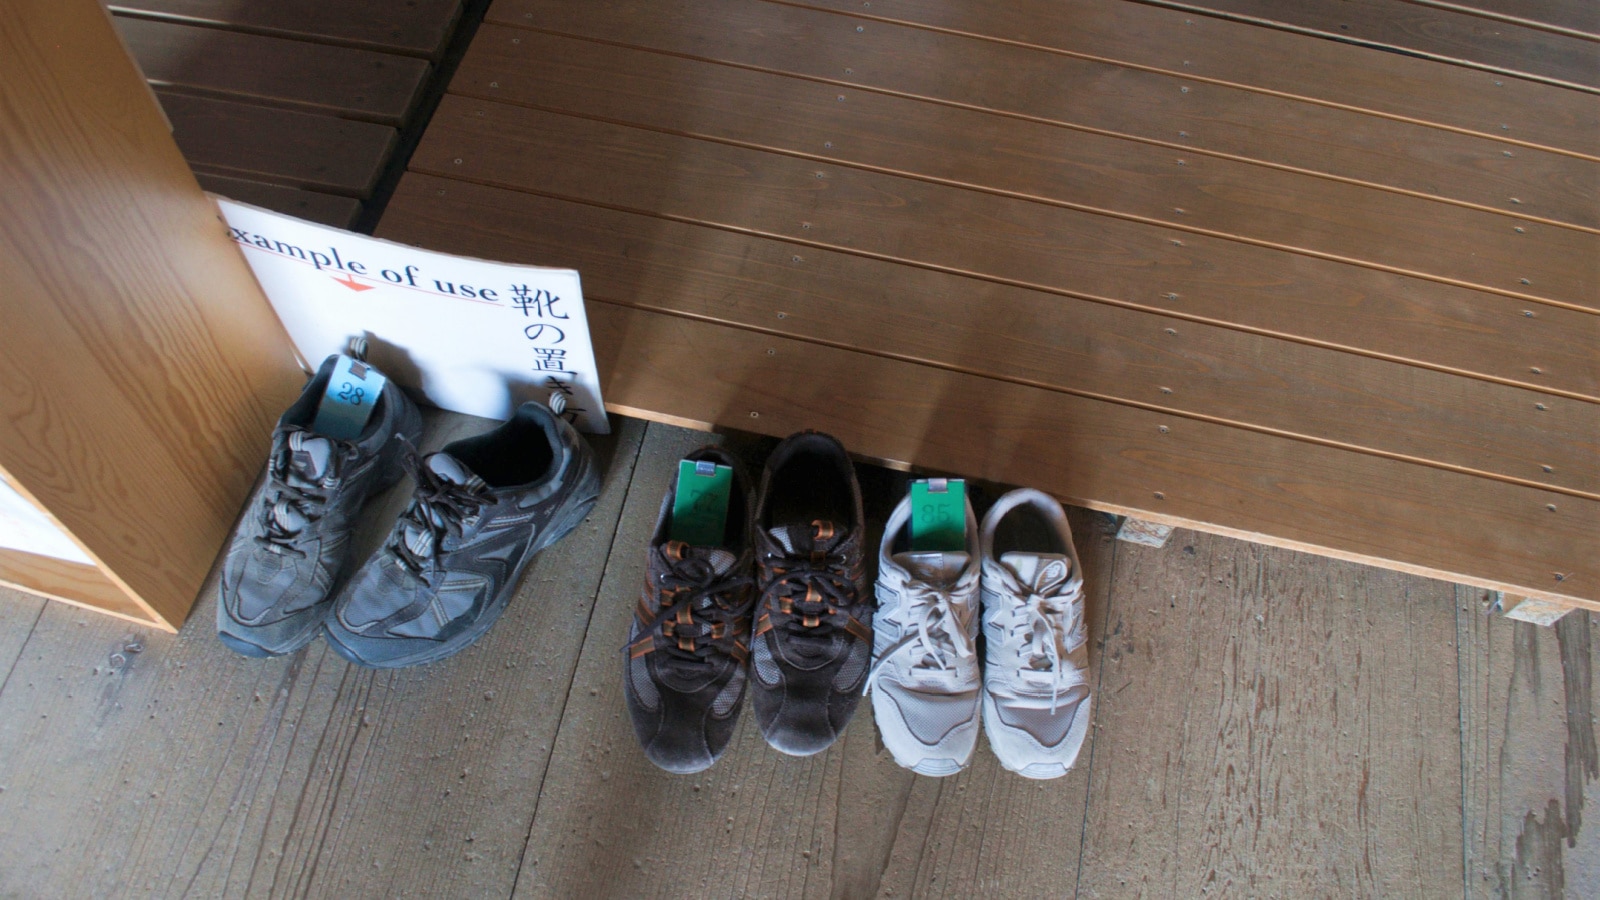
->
(323, 400), (601, 668)
(749, 431), (872, 755)
(217, 350), (423, 658)
(624, 447), (756, 774)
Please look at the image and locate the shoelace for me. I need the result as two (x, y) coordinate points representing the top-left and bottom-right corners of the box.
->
(390, 445), (495, 579)
(630, 549), (755, 664)
(755, 549), (869, 645)
(863, 579), (975, 695)
(253, 429), (349, 558)
(993, 568), (1084, 714)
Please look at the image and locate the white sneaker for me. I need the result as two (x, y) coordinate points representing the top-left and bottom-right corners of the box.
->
(865, 493), (982, 776)
(979, 489), (1091, 779)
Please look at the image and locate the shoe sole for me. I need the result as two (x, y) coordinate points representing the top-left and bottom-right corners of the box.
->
(218, 614), (325, 658)
(326, 479), (602, 670)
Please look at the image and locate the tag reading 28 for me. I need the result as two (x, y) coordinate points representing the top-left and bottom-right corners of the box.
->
(669, 459), (733, 547)
(910, 478), (966, 551)
(309, 354), (386, 440)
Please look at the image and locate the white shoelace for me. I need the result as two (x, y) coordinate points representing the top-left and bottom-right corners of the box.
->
(865, 581), (975, 695)
(992, 568), (1084, 714)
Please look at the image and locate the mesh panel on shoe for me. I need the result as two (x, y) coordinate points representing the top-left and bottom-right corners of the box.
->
(753, 640), (782, 685)
(342, 586), (399, 629)
(628, 653), (660, 711)
(832, 639), (869, 690)
(887, 687), (977, 744)
(711, 667), (746, 717)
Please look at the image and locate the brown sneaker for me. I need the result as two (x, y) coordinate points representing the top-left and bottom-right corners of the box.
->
(748, 431), (872, 756)
(624, 447), (756, 774)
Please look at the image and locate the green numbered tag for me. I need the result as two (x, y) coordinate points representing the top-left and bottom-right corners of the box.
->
(669, 459), (733, 547)
(310, 354), (386, 440)
(910, 478), (966, 551)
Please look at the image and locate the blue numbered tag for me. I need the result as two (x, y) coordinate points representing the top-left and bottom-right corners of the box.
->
(309, 354), (386, 440)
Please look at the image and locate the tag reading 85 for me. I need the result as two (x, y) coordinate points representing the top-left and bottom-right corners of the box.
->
(309, 354), (387, 440)
(910, 478), (966, 552)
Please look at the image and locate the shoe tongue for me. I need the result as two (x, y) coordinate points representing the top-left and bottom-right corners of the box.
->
(285, 432), (333, 486)
(767, 520), (847, 556)
(426, 453), (484, 489)
(999, 552), (1073, 594)
(893, 551), (970, 585)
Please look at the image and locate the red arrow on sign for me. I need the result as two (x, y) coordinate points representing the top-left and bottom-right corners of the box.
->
(332, 274), (375, 292)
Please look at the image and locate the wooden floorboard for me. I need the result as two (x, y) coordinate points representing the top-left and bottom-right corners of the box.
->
(196, 174), (363, 230)
(787, 0), (1599, 158)
(1143, 0), (1600, 90)
(409, 100), (1600, 385)
(1077, 532), (1465, 896)
(1458, 593), (1600, 897)
(159, 91), (397, 196)
(491, 0), (1599, 229)
(110, 0), (465, 60)
(0, 418), (1593, 896)
(371, 294), (1595, 609)
(0, 586), (45, 691)
(114, 16), (430, 125)
(454, 29), (1596, 311)
(511, 423), (860, 899)
(0, 412), (644, 898)
(384, 178), (1598, 501)
(1428, 0), (1600, 38)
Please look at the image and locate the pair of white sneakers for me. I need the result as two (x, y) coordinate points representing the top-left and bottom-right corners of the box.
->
(866, 488), (1091, 779)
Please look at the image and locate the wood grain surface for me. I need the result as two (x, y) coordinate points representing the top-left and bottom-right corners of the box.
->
(1145, 0), (1600, 90)
(377, 282), (1600, 607)
(491, 0), (1600, 228)
(408, 99), (1600, 390)
(3, 415), (1586, 896)
(1078, 533), (1465, 896)
(0, 0), (304, 628)
(108, 0), (465, 59)
(0, 548), (158, 628)
(196, 173), (363, 230)
(0, 414), (645, 897)
(114, 15), (429, 125)
(455, 28), (1597, 307)
(385, 176), (1600, 501)
(159, 91), (397, 196)
(1459, 591), (1600, 897)
(0, 586), (46, 690)
(1422, 0), (1600, 37)
(786, 0), (1600, 155)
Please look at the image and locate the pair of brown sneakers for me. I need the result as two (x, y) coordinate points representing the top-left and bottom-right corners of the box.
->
(624, 432), (871, 774)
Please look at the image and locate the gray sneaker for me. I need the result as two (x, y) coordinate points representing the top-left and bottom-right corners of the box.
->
(323, 400), (601, 668)
(217, 351), (422, 658)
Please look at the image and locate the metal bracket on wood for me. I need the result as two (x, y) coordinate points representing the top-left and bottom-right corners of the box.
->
(1494, 592), (1577, 627)
(1116, 517), (1173, 548)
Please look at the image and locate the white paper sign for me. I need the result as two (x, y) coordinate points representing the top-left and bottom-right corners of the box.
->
(215, 198), (608, 433)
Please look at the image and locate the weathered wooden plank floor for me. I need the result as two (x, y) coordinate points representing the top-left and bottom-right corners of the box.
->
(0, 414), (1593, 897)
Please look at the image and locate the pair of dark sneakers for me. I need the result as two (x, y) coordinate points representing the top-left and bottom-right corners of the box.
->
(624, 432), (871, 774)
(217, 351), (600, 668)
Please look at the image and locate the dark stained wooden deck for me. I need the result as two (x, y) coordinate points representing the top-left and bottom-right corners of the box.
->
(110, 0), (468, 228)
(376, 0), (1597, 611)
